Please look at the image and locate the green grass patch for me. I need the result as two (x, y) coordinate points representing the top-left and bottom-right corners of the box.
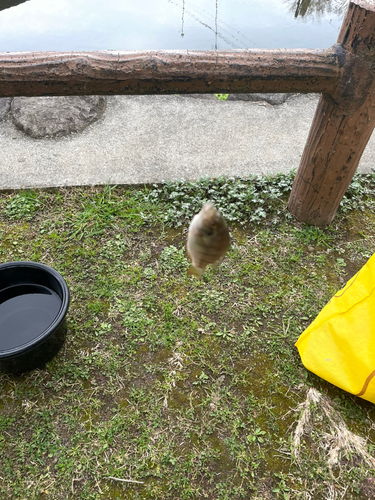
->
(0, 172), (375, 499)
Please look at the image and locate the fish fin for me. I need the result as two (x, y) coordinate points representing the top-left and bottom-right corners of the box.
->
(187, 266), (205, 279)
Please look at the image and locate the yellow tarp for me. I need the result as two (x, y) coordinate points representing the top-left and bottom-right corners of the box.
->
(295, 253), (375, 404)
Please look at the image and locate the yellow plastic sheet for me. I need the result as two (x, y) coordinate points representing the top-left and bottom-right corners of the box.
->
(296, 253), (375, 403)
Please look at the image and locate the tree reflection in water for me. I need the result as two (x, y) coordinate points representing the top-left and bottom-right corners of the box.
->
(285, 0), (349, 20)
(0, 0), (29, 13)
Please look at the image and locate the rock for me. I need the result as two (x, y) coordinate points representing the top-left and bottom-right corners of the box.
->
(0, 98), (11, 121)
(11, 96), (106, 138)
(227, 93), (293, 105)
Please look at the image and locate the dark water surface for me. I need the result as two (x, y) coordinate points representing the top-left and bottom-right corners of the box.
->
(0, 0), (348, 52)
(0, 284), (61, 351)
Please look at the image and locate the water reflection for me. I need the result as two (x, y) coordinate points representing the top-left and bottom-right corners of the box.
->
(0, 0), (28, 12)
(215, 0), (218, 50)
(0, 0), (345, 52)
(285, 0), (349, 20)
(180, 0), (185, 37)
(169, 0), (259, 49)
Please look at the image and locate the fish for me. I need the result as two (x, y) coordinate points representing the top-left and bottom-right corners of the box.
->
(186, 202), (230, 278)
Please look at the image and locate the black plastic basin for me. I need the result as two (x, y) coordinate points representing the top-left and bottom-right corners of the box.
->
(0, 261), (70, 374)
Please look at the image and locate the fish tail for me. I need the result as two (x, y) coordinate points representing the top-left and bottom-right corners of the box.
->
(187, 266), (205, 279)
(211, 257), (225, 272)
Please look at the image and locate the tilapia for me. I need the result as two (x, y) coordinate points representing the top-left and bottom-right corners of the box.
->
(187, 202), (230, 278)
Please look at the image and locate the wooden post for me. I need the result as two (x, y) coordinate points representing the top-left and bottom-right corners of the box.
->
(288, 0), (375, 226)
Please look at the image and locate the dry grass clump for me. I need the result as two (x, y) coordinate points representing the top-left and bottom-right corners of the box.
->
(292, 388), (375, 471)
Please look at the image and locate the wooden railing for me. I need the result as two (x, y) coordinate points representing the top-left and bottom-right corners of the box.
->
(0, 0), (374, 226)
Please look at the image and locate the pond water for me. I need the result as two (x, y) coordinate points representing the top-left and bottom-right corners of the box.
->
(0, 0), (349, 52)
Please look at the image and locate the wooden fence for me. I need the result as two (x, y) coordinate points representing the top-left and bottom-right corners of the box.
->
(0, 0), (374, 226)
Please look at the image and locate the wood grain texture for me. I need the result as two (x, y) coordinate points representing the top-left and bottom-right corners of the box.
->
(0, 49), (340, 97)
(288, 0), (375, 225)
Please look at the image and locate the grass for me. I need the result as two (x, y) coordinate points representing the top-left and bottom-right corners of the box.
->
(0, 172), (375, 499)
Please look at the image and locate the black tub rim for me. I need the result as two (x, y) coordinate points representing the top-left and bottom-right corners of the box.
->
(0, 260), (70, 359)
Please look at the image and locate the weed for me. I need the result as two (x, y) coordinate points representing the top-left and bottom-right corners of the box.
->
(292, 225), (335, 248)
(143, 173), (296, 226)
(5, 190), (41, 220)
(247, 427), (266, 444)
(216, 326), (235, 340)
(272, 473), (291, 499)
(143, 171), (375, 229)
(215, 94), (229, 100)
(116, 297), (154, 336)
(159, 245), (190, 273)
(68, 184), (120, 239)
(101, 234), (129, 259)
(339, 170), (375, 213)
(68, 184), (150, 239)
(193, 371), (209, 386)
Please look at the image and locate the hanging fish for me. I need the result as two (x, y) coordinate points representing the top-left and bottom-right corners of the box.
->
(187, 202), (230, 278)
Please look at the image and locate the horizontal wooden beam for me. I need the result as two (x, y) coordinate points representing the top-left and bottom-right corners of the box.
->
(0, 48), (342, 97)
